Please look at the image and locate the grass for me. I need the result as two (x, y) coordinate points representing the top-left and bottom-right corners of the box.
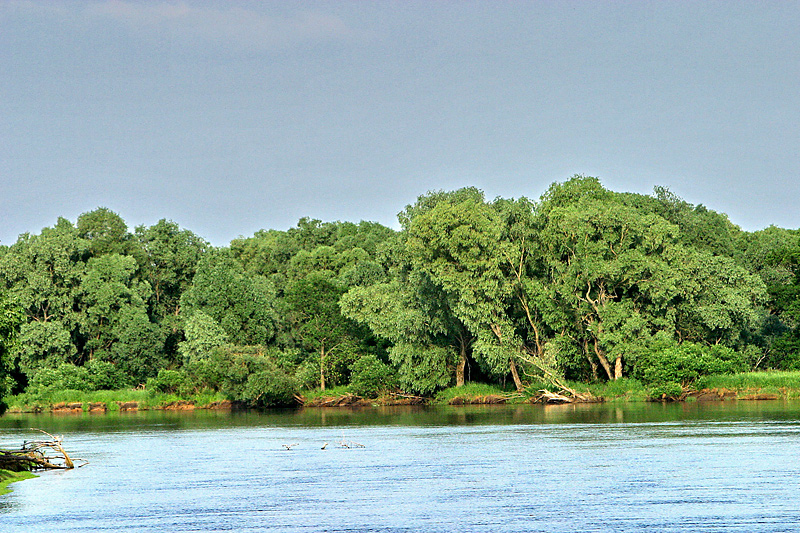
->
(695, 370), (800, 399)
(696, 370), (800, 391)
(4, 388), (228, 413)
(297, 386), (353, 402)
(8, 370), (800, 412)
(434, 382), (520, 404)
(0, 469), (36, 495)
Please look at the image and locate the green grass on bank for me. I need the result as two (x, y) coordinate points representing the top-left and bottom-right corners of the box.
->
(696, 370), (800, 398)
(434, 382), (521, 403)
(296, 382), (522, 404)
(696, 370), (800, 389)
(267, 370), (800, 407)
(297, 385), (352, 402)
(571, 371), (800, 402)
(5, 389), (228, 413)
(569, 378), (650, 402)
(0, 469), (37, 495)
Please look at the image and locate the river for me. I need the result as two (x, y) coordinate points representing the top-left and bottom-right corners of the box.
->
(2, 401), (800, 532)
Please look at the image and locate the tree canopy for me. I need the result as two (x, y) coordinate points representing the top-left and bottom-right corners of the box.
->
(0, 178), (794, 407)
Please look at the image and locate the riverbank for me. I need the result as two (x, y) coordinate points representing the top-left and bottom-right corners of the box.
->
(5, 371), (800, 414)
(0, 469), (36, 495)
(3, 389), (233, 414)
(301, 371), (800, 407)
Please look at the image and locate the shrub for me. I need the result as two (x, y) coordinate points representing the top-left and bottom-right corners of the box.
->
(85, 359), (130, 390)
(146, 369), (189, 394)
(28, 364), (93, 393)
(243, 368), (298, 407)
(182, 345), (299, 407)
(633, 339), (746, 399)
(349, 354), (397, 397)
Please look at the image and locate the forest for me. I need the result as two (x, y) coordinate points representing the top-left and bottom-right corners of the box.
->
(2, 176), (800, 409)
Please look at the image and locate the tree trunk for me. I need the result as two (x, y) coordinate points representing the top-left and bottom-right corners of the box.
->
(583, 339), (599, 381)
(614, 355), (623, 380)
(509, 358), (524, 391)
(456, 346), (466, 387)
(320, 346), (326, 391)
(593, 338), (614, 381)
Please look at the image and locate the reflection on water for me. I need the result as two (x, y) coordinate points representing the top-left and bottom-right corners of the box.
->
(2, 401), (800, 532)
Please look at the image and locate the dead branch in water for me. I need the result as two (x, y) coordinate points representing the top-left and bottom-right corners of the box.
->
(338, 432), (365, 449)
(0, 429), (85, 471)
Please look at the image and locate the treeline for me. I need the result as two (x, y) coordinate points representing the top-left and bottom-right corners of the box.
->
(2, 176), (800, 407)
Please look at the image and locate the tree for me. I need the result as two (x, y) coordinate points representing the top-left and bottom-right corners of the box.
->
(178, 311), (229, 363)
(0, 292), (24, 399)
(134, 219), (209, 358)
(0, 219), (87, 379)
(402, 188), (535, 389)
(533, 176), (767, 380)
(738, 229), (800, 368)
(77, 207), (134, 257)
(341, 274), (470, 394)
(181, 250), (277, 346)
(284, 271), (361, 390)
(0, 218), (87, 329)
(77, 254), (151, 357)
(15, 320), (76, 378)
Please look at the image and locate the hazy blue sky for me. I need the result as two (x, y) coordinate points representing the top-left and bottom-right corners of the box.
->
(2, 1), (799, 246)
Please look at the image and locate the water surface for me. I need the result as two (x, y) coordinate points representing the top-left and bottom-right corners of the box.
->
(2, 401), (799, 532)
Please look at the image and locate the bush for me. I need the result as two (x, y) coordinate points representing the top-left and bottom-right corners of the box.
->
(28, 361), (131, 396)
(243, 368), (298, 407)
(182, 345), (299, 407)
(349, 354), (397, 397)
(633, 339), (746, 399)
(28, 364), (93, 393)
(85, 359), (130, 390)
(646, 381), (684, 399)
(146, 369), (189, 394)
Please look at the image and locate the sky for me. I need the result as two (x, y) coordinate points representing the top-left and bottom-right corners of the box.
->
(2, 0), (799, 246)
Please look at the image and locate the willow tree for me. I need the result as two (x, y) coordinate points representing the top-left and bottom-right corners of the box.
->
(341, 272), (470, 394)
(400, 188), (539, 389)
(534, 176), (767, 380)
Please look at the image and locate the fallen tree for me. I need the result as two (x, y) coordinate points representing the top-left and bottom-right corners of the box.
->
(0, 429), (83, 471)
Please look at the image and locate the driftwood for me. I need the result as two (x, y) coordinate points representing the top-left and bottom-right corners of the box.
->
(384, 392), (427, 405)
(532, 389), (574, 404)
(302, 393), (373, 407)
(0, 429), (84, 471)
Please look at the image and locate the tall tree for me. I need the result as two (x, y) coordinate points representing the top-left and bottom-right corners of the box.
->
(181, 250), (277, 346)
(77, 207), (134, 257)
(0, 291), (24, 398)
(534, 176), (767, 380)
(401, 188), (532, 389)
(75, 253), (161, 382)
(284, 271), (362, 390)
(134, 219), (209, 358)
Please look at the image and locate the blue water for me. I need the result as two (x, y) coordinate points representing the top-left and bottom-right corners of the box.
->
(2, 402), (800, 532)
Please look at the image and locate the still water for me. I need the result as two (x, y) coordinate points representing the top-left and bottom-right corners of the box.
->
(2, 401), (800, 532)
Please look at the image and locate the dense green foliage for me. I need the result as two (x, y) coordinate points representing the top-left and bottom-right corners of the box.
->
(2, 177), (799, 407)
